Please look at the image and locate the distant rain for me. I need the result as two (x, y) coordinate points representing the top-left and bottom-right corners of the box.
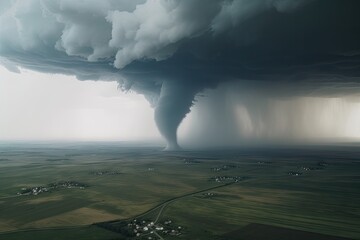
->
(1, 0), (360, 149)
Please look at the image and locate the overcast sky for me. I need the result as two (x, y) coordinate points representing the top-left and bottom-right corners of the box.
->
(0, 65), (161, 141)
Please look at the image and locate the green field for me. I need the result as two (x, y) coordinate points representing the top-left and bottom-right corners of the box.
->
(0, 142), (359, 239)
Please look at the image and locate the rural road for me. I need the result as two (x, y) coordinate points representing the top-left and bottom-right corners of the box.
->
(136, 181), (236, 223)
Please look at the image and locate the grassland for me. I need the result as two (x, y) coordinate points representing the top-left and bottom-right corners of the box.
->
(0, 226), (120, 240)
(0, 142), (359, 239)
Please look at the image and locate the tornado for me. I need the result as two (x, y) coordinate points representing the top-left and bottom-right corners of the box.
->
(1, 0), (360, 150)
(154, 81), (196, 151)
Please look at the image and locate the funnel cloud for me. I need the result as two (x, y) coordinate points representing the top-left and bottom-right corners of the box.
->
(1, 0), (360, 149)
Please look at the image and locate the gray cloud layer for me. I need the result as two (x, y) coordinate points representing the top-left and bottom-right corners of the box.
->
(1, 0), (360, 149)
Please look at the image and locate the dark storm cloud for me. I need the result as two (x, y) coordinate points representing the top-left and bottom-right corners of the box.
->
(1, 0), (360, 149)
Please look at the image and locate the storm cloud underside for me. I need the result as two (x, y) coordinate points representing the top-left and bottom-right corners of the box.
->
(1, 0), (360, 149)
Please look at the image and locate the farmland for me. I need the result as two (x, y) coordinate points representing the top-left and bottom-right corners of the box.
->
(0, 142), (359, 239)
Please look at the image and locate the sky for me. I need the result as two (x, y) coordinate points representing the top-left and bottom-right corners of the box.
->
(184, 85), (360, 147)
(1, 65), (360, 145)
(0, 0), (360, 148)
(0, 65), (160, 142)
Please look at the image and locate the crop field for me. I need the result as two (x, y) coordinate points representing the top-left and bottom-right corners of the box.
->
(0, 142), (359, 239)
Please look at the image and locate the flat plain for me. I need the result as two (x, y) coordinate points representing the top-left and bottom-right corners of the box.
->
(0, 142), (359, 239)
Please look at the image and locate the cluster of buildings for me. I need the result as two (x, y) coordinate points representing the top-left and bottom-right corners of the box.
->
(127, 219), (182, 238)
(201, 192), (216, 198)
(210, 176), (243, 183)
(289, 162), (327, 176)
(290, 161), (328, 175)
(48, 181), (87, 189)
(288, 171), (303, 176)
(211, 164), (238, 172)
(17, 181), (87, 196)
(300, 166), (322, 171)
(17, 186), (49, 196)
